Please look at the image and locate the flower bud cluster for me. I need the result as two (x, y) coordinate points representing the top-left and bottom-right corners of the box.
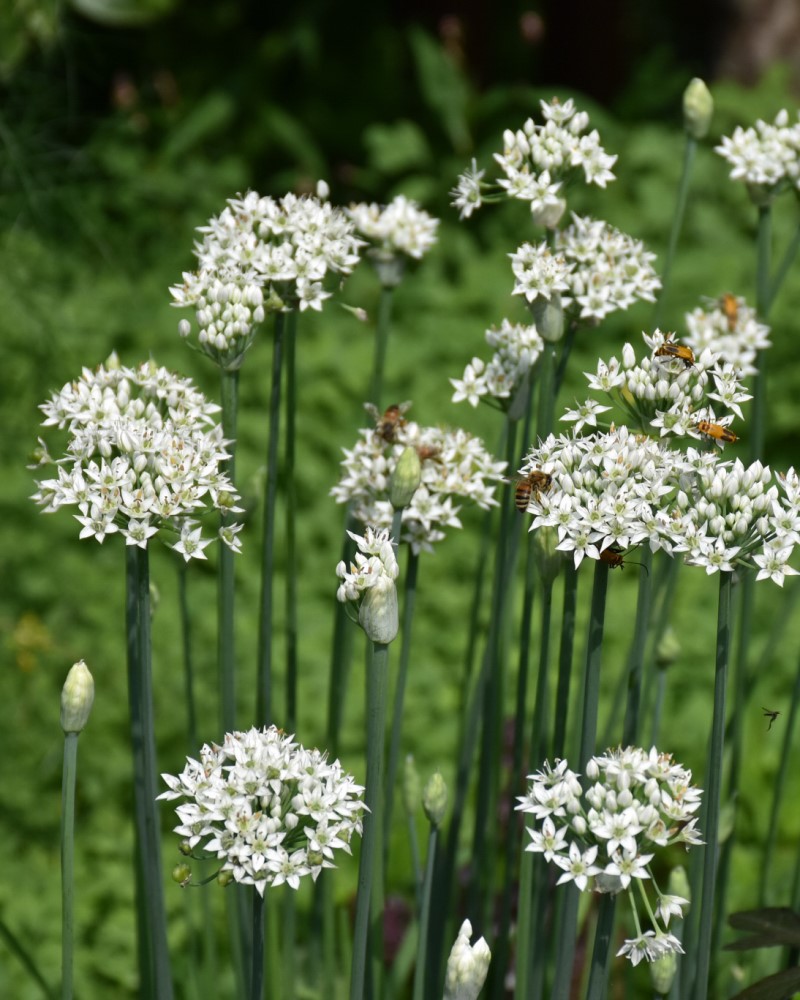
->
(511, 215), (660, 324)
(450, 319), (544, 407)
(347, 195), (439, 262)
(451, 97), (616, 220)
(444, 920), (491, 1000)
(31, 356), (242, 560)
(517, 747), (701, 967)
(331, 407), (506, 553)
(716, 109), (800, 200)
(335, 525), (399, 603)
(158, 725), (365, 895)
(684, 296), (771, 377)
(170, 189), (364, 367)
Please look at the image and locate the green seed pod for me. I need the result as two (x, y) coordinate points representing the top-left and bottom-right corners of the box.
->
(60, 660), (95, 734)
(683, 78), (713, 140)
(390, 447), (422, 510)
(172, 864), (191, 886)
(358, 575), (399, 644)
(649, 951), (678, 995)
(217, 870), (234, 888)
(422, 771), (448, 828)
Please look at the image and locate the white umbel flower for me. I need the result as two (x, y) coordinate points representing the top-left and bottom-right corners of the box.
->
(444, 920), (491, 1000)
(348, 195), (439, 261)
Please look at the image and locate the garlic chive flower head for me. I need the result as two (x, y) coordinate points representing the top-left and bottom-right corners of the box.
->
(170, 189), (364, 368)
(335, 526), (399, 642)
(715, 110), (800, 202)
(684, 296), (771, 377)
(348, 195), (439, 264)
(444, 920), (491, 1000)
(31, 356), (242, 560)
(158, 726), (365, 895)
(331, 406), (506, 554)
(451, 98), (616, 222)
(517, 747), (700, 967)
(450, 319), (544, 408)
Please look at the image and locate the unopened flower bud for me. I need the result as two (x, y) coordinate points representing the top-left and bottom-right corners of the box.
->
(649, 950), (678, 995)
(172, 863), (191, 886)
(217, 870), (234, 887)
(530, 294), (564, 342)
(531, 197), (567, 229)
(422, 771), (448, 828)
(60, 660), (95, 734)
(532, 526), (562, 585)
(683, 78), (713, 140)
(358, 575), (399, 643)
(178, 319), (192, 338)
(403, 755), (421, 816)
(390, 447), (422, 510)
(444, 920), (491, 1000)
(316, 179), (330, 200)
(369, 249), (406, 288)
(668, 865), (690, 906)
(179, 840), (193, 856)
(656, 626), (681, 670)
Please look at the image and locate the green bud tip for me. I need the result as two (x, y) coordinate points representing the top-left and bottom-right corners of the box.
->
(172, 864), (192, 886)
(60, 660), (95, 734)
(422, 771), (448, 828)
(403, 754), (421, 816)
(358, 575), (399, 644)
(683, 78), (713, 140)
(390, 447), (422, 509)
(668, 864), (690, 905)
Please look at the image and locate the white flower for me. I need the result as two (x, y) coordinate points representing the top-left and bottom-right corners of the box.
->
(450, 159), (486, 219)
(716, 110), (800, 195)
(554, 842), (601, 891)
(348, 195), (438, 260)
(451, 321), (544, 407)
(444, 920), (491, 1000)
(159, 726), (364, 895)
(684, 295), (770, 377)
(617, 931), (683, 967)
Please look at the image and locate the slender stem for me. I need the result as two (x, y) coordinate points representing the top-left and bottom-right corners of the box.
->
(177, 562), (198, 752)
(768, 220), (800, 312)
(284, 311), (298, 731)
(750, 204), (772, 462)
(653, 134), (697, 329)
(257, 312), (285, 725)
(61, 732), (78, 1000)
(219, 368), (239, 734)
(350, 641), (390, 1000)
(384, 550), (419, 864)
(585, 894), (617, 1000)
(327, 515), (357, 757)
(759, 643), (800, 904)
(553, 323), (577, 396)
(621, 548), (654, 746)
(0, 918), (54, 1000)
(125, 545), (174, 1000)
(411, 826), (438, 1000)
(691, 570), (733, 1000)
(251, 890), (265, 1000)
(281, 891), (296, 1000)
(369, 286), (394, 410)
(553, 560), (578, 759)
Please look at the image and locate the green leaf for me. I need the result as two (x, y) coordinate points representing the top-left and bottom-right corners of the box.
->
(363, 120), (433, 176)
(407, 25), (472, 153)
(726, 908), (800, 949)
(727, 966), (800, 1000)
(67, 0), (176, 27)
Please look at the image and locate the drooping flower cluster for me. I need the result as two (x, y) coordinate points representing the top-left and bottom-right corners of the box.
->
(31, 356), (241, 560)
(684, 295), (771, 377)
(517, 747), (702, 966)
(572, 329), (751, 443)
(715, 109), (800, 198)
(170, 188), (364, 368)
(331, 406), (506, 553)
(159, 726), (365, 895)
(450, 319), (544, 408)
(348, 195), (439, 262)
(511, 215), (661, 324)
(451, 98), (617, 221)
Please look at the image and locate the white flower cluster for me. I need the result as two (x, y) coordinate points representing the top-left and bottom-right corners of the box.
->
(31, 356), (241, 560)
(511, 215), (661, 323)
(684, 295), (771, 377)
(522, 420), (800, 584)
(159, 726), (364, 894)
(335, 525), (399, 603)
(716, 109), (800, 196)
(574, 330), (751, 443)
(517, 747), (701, 966)
(450, 319), (544, 407)
(170, 189), (364, 367)
(444, 920), (491, 1000)
(451, 98), (616, 220)
(331, 408), (507, 554)
(348, 195), (439, 260)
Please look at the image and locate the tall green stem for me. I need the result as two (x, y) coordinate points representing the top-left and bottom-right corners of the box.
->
(251, 890), (265, 1000)
(750, 204), (772, 462)
(257, 312), (285, 725)
(61, 732), (78, 1000)
(284, 311), (298, 731)
(327, 517), (357, 756)
(553, 560), (578, 759)
(219, 368), (239, 734)
(369, 285), (394, 410)
(125, 545), (173, 999)
(653, 134), (697, 329)
(585, 894), (617, 1000)
(350, 640), (389, 1000)
(691, 570), (733, 1000)
(768, 220), (800, 312)
(621, 547), (654, 746)
(412, 826), (438, 1000)
(177, 563), (198, 752)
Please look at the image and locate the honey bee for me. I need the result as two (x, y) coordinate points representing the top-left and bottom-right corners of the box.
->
(510, 470), (553, 512)
(718, 293), (740, 331)
(653, 339), (696, 369)
(696, 420), (738, 444)
(365, 401), (412, 443)
(415, 444), (441, 462)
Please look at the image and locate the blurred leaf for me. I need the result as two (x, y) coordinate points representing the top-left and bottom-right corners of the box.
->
(0, 1), (59, 81)
(407, 25), (471, 153)
(67, 0), (176, 26)
(727, 966), (800, 1000)
(161, 92), (237, 162)
(726, 908), (800, 950)
(256, 105), (326, 179)
(363, 120), (432, 176)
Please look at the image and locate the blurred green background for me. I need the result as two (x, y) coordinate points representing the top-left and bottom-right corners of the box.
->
(2, 1), (800, 996)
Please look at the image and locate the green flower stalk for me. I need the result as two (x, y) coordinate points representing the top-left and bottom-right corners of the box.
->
(413, 773), (448, 1000)
(61, 660), (94, 1000)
